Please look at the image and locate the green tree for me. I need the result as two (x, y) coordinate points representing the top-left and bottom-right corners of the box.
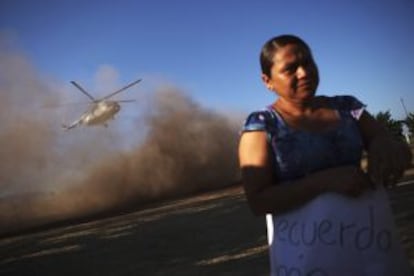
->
(374, 110), (403, 138)
(404, 112), (414, 137)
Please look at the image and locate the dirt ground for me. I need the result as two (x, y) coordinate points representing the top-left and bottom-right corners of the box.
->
(0, 179), (413, 276)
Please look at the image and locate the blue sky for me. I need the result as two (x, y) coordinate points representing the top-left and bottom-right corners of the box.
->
(1, 0), (413, 119)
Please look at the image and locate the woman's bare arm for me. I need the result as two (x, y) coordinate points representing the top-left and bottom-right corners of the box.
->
(239, 131), (371, 216)
(357, 111), (412, 186)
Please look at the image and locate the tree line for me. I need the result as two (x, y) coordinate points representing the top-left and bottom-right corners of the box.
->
(374, 110), (414, 143)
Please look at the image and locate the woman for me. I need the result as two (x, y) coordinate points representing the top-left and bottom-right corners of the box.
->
(239, 35), (412, 275)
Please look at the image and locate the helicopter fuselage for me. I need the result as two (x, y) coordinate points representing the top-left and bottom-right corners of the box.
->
(80, 101), (121, 126)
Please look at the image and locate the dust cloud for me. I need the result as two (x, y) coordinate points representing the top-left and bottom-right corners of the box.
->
(0, 46), (242, 235)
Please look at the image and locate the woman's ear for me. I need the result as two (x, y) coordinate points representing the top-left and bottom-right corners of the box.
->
(261, 74), (273, 91)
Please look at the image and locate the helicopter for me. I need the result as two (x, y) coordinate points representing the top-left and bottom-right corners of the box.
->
(62, 78), (142, 130)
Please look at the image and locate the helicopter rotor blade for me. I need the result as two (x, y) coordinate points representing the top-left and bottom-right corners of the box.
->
(101, 79), (142, 101)
(117, 99), (137, 103)
(70, 81), (96, 101)
(42, 101), (91, 108)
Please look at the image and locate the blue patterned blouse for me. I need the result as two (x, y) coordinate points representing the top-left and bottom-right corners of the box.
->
(242, 95), (366, 181)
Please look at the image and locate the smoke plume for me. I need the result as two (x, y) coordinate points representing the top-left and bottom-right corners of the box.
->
(0, 44), (241, 234)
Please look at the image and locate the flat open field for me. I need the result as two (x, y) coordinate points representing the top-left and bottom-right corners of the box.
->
(0, 179), (413, 276)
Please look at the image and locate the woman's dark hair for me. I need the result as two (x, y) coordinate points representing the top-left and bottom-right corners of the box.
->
(260, 35), (312, 77)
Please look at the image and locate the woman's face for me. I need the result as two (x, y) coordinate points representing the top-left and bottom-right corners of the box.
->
(262, 43), (319, 104)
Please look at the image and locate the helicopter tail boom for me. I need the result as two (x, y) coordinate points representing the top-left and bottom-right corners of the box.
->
(61, 119), (81, 130)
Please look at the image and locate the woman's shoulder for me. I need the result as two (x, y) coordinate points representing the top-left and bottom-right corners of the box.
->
(316, 94), (366, 120)
(316, 94), (366, 110)
(242, 108), (275, 132)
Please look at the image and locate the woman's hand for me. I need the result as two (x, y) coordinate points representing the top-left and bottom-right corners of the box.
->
(316, 165), (373, 197)
(367, 135), (412, 187)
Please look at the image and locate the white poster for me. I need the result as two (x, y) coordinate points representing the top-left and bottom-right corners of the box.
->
(266, 186), (412, 276)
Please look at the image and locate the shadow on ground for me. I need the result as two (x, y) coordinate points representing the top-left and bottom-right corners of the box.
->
(0, 181), (413, 276)
(0, 187), (269, 276)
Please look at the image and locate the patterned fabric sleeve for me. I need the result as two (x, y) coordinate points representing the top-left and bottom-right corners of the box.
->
(332, 95), (366, 120)
(241, 111), (269, 132)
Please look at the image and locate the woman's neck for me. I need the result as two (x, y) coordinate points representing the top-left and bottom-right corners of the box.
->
(271, 96), (339, 132)
(273, 97), (317, 118)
